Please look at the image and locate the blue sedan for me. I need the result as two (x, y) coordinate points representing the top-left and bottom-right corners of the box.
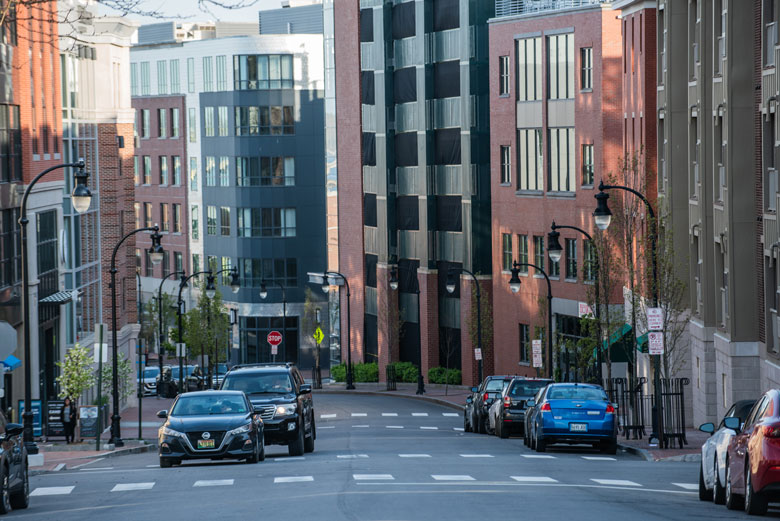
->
(527, 383), (618, 454)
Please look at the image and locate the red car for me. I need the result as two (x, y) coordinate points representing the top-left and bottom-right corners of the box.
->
(725, 389), (780, 515)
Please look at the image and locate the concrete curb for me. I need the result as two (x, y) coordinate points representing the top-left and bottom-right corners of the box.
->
(617, 442), (702, 463)
(30, 442), (157, 476)
(314, 389), (464, 412)
(617, 443), (654, 462)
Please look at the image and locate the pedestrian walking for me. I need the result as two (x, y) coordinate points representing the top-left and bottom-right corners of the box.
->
(61, 397), (76, 444)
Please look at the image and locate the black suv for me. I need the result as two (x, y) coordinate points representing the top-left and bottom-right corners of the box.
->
(464, 375), (513, 434)
(220, 363), (315, 456)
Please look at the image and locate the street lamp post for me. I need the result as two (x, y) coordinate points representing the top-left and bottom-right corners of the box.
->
(109, 226), (164, 447)
(208, 267), (239, 386)
(445, 268), (483, 385)
(175, 270), (218, 393)
(19, 159), (92, 453)
(156, 270), (184, 397)
(135, 270), (143, 440)
(389, 265), (425, 395)
(592, 180), (663, 446)
(547, 222), (602, 383)
(321, 271), (354, 390)
(260, 279), (286, 365)
(509, 262), (554, 380)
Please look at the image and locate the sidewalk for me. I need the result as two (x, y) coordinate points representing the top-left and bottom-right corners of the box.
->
(617, 428), (707, 462)
(316, 381), (469, 411)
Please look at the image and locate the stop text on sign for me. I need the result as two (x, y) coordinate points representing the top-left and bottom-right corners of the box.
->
(267, 331), (283, 346)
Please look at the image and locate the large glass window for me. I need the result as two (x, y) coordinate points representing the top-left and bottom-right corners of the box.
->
(219, 156), (229, 186)
(171, 108), (180, 138)
(549, 127), (575, 192)
(517, 128), (543, 190)
(172, 156), (181, 186)
(205, 157), (216, 186)
(187, 57), (195, 93)
(533, 235), (544, 270)
(499, 55), (510, 96)
(207, 206), (217, 235)
(584, 240), (596, 282)
(500, 145), (511, 184)
(188, 107), (196, 142)
(502, 233), (512, 271)
(220, 207), (231, 236)
(235, 105), (294, 135)
(516, 37), (542, 102)
(218, 106), (228, 136)
(130, 62), (138, 96)
(565, 238), (577, 280)
(204, 107), (215, 137)
(160, 203), (169, 231)
(143, 202), (152, 227)
(517, 234), (528, 274)
(0, 209), (21, 289)
(580, 47), (593, 90)
(236, 156), (295, 187)
(582, 143), (594, 186)
(0, 105), (21, 183)
(170, 59), (180, 93)
(141, 109), (150, 138)
(239, 258), (297, 288)
(216, 55), (227, 90)
(143, 156), (151, 184)
(547, 33), (574, 100)
(190, 157), (198, 191)
(140, 61), (150, 95)
(203, 56), (213, 91)
(173, 203), (181, 233)
(157, 60), (167, 94)
(159, 156), (168, 185)
(191, 205), (199, 240)
(233, 54), (294, 90)
(237, 208), (296, 238)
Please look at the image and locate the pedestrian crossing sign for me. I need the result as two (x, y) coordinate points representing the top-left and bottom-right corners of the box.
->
(313, 327), (324, 345)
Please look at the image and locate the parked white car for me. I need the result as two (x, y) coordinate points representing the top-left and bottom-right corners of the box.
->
(698, 399), (756, 504)
(138, 366), (161, 396)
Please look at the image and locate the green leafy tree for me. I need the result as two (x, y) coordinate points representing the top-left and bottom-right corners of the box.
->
(183, 280), (230, 381)
(100, 354), (134, 402)
(139, 293), (178, 355)
(55, 344), (95, 405)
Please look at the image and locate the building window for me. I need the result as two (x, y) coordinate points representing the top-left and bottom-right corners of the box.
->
(502, 233), (512, 271)
(174, 251), (183, 273)
(141, 109), (150, 138)
(499, 55), (510, 96)
(159, 156), (168, 185)
(584, 240), (596, 282)
(157, 60), (167, 94)
(236, 157), (295, 187)
(191, 205), (199, 240)
(160, 203), (169, 232)
(235, 106), (294, 135)
(207, 206), (217, 235)
(547, 33), (574, 100)
(187, 57), (195, 93)
(533, 235), (544, 270)
(172, 156), (181, 186)
(565, 238), (577, 280)
(143, 156), (151, 184)
(133, 156), (139, 185)
(205, 157), (216, 186)
(582, 144), (594, 186)
(519, 323), (530, 363)
(233, 54), (294, 90)
(216, 55), (227, 90)
(217, 106), (228, 136)
(140, 61), (150, 95)
(500, 145), (511, 184)
(192, 253), (200, 274)
(518, 128), (543, 190)
(239, 258), (297, 288)
(517, 234), (528, 274)
(0, 105), (20, 182)
(238, 208), (296, 237)
(548, 127), (575, 192)
(0, 209), (21, 288)
(204, 107), (215, 137)
(173, 203), (181, 233)
(190, 157), (198, 191)
(130, 62), (138, 96)
(517, 37), (542, 101)
(203, 56), (213, 91)
(135, 248), (141, 270)
(220, 207), (231, 236)
(219, 156), (229, 187)
(162, 250), (170, 277)
(143, 202), (152, 228)
(549, 248), (560, 278)
(134, 202), (140, 228)
(580, 47), (593, 90)
(145, 250), (153, 277)
(170, 59), (180, 93)
(171, 108), (180, 138)
(188, 107), (196, 142)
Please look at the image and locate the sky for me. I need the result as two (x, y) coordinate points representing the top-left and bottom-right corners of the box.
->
(98, 0), (284, 24)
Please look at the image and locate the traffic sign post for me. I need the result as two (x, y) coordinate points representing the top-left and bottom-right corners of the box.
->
(647, 308), (663, 331)
(313, 327), (324, 345)
(474, 348), (482, 361)
(648, 332), (664, 355)
(267, 331), (282, 362)
(532, 339), (543, 368)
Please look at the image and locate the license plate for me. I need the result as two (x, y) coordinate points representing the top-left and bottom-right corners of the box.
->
(197, 439), (215, 449)
(569, 423), (588, 432)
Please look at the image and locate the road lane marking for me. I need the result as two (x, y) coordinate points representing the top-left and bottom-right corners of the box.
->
(274, 476), (314, 483)
(70, 458), (105, 469)
(453, 427), (464, 432)
(511, 476), (558, 483)
(591, 479), (641, 487)
(442, 413), (459, 417)
(386, 425), (404, 429)
(399, 454), (431, 458)
(353, 482), (697, 496)
(145, 465), (160, 468)
(273, 457), (305, 462)
(319, 426), (335, 429)
(432, 475), (475, 481)
(80, 467), (114, 471)
(53, 463), (65, 472)
(412, 413), (428, 417)
(382, 413), (398, 417)
(521, 455), (556, 459)
(111, 482), (155, 492)
(353, 474), (394, 480)
(31, 486), (75, 496)
(320, 414), (337, 419)
(351, 413), (367, 417)
(459, 454), (493, 458)
(337, 454), (369, 459)
(420, 426), (438, 430)
(193, 480), (234, 487)
(352, 425), (370, 428)
(672, 483), (699, 490)
(582, 456), (617, 461)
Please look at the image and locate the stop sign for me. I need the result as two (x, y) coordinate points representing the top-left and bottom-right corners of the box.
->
(267, 331), (283, 346)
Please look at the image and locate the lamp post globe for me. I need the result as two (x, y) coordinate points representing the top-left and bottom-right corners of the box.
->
(71, 169), (92, 214)
(205, 275), (216, 299)
(321, 281), (330, 294)
(445, 271), (456, 294)
(259, 282), (268, 300)
(229, 269), (240, 294)
(148, 231), (165, 265)
(593, 190), (612, 231)
(509, 263), (522, 294)
(389, 266), (399, 291)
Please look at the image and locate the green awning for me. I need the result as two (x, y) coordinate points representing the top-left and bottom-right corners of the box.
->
(601, 323), (632, 351)
(596, 324), (637, 364)
(637, 332), (648, 353)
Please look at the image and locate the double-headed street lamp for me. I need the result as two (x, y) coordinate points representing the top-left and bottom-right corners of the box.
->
(156, 270), (184, 397)
(176, 270), (214, 393)
(508, 262), (553, 380)
(321, 271), (354, 390)
(109, 225), (165, 447)
(389, 265), (424, 395)
(19, 159), (92, 452)
(445, 268), (482, 384)
(593, 180), (663, 446)
(207, 267), (239, 386)
(547, 222), (602, 382)
(260, 279), (286, 364)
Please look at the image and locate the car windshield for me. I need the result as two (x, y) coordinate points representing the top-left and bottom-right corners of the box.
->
(485, 379), (507, 392)
(143, 368), (160, 379)
(546, 387), (608, 401)
(171, 394), (248, 416)
(509, 381), (548, 398)
(222, 372), (293, 394)
(214, 364), (229, 375)
(170, 366), (196, 379)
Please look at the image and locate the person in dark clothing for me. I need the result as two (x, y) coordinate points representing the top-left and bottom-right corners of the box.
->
(61, 397), (76, 444)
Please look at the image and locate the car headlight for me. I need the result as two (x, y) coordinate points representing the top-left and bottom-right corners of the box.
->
(161, 426), (186, 439)
(228, 423), (252, 436)
(275, 404), (297, 417)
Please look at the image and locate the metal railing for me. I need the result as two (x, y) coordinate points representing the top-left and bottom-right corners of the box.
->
(386, 365), (397, 391)
(495, 0), (608, 17)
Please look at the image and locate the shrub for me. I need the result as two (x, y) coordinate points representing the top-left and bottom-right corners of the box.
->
(445, 369), (462, 385)
(353, 362), (379, 382)
(387, 361), (418, 383)
(427, 367), (462, 385)
(331, 363), (347, 382)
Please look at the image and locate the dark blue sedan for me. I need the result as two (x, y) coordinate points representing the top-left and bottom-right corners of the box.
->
(527, 383), (617, 454)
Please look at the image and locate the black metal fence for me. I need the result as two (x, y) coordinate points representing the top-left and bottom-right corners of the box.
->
(386, 365), (397, 391)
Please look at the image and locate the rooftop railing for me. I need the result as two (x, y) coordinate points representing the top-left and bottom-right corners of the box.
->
(495, 0), (609, 18)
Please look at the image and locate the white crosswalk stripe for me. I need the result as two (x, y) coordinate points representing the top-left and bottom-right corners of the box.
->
(521, 455), (556, 459)
(591, 479), (641, 487)
(386, 425), (404, 429)
(442, 413), (459, 417)
(352, 424), (369, 428)
(420, 426), (438, 430)
(318, 426), (335, 429)
(511, 476), (559, 483)
(194, 480), (234, 487)
(582, 456), (617, 461)
(432, 475), (475, 481)
(320, 414), (337, 419)
(399, 454), (431, 458)
(459, 454), (493, 458)
(453, 427), (464, 432)
(111, 482), (155, 492)
(382, 413), (398, 417)
(351, 413), (367, 417)
(274, 457), (305, 462)
(353, 474), (394, 480)
(31, 486), (74, 496)
(275, 476), (314, 483)
(412, 413), (428, 417)
(672, 483), (699, 490)
(337, 454), (369, 459)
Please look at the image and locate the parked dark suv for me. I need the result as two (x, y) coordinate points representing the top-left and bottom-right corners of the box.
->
(220, 363), (315, 456)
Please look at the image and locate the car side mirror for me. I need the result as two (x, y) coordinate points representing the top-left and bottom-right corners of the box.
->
(156, 410), (168, 419)
(526, 399), (535, 408)
(299, 384), (312, 394)
(466, 396), (473, 404)
(723, 416), (740, 432)
(612, 402), (619, 411)
(698, 422), (715, 434)
(470, 387), (478, 393)
(4, 423), (23, 438)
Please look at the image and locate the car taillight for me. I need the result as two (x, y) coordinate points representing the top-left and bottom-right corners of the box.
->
(540, 403), (551, 412)
(503, 396), (511, 408)
(605, 404), (615, 414)
(483, 393), (489, 402)
(763, 425), (780, 438)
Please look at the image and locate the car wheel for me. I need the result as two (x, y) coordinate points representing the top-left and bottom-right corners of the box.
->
(499, 420), (509, 439)
(160, 457), (172, 468)
(246, 441), (259, 464)
(725, 458), (744, 510)
(535, 426), (546, 453)
(745, 465), (768, 516)
(258, 438), (265, 462)
(288, 421), (305, 457)
(478, 415), (487, 435)
(713, 457), (726, 505)
(304, 416), (315, 454)
(464, 414), (471, 433)
(699, 462), (713, 501)
(530, 428), (536, 450)
(8, 462), (27, 510)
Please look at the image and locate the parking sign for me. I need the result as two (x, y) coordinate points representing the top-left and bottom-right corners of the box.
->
(648, 332), (664, 355)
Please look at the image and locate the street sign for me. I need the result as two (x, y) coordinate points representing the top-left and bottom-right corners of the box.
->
(648, 332), (664, 355)
(532, 352), (543, 368)
(271, 345), (278, 356)
(474, 348), (482, 361)
(531, 339), (542, 354)
(313, 326), (324, 345)
(647, 308), (664, 331)
(176, 342), (187, 357)
(267, 331), (283, 347)
(578, 302), (594, 318)
(93, 344), (107, 363)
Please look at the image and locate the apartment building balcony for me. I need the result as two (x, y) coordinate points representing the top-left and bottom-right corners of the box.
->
(494, 0), (608, 18)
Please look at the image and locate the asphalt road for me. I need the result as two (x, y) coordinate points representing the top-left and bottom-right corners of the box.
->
(12, 393), (759, 520)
